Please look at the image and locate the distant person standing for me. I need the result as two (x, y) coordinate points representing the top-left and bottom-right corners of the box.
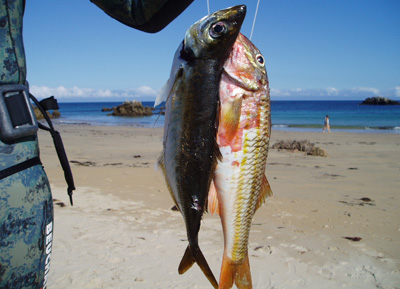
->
(323, 115), (330, 132)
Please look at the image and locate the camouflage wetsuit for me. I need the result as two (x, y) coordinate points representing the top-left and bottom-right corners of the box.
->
(0, 0), (192, 288)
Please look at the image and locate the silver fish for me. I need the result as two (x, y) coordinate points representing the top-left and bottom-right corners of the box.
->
(157, 5), (247, 288)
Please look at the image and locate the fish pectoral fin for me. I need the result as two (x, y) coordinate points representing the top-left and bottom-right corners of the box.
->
(214, 100), (223, 162)
(207, 181), (220, 215)
(255, 174), (273, 211)
(221, 96), (242, 142)
(213, 138), (223, 162)
(179, 245), (219, 289)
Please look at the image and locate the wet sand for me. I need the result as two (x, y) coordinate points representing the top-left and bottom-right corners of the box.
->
(38, 124), (400, 288)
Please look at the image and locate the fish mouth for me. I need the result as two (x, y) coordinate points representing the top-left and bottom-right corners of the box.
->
(229, 5), (246, 21)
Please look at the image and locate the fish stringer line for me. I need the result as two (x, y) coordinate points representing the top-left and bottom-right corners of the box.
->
(153, 111), (162, 128)
(250, 0), (261, 41)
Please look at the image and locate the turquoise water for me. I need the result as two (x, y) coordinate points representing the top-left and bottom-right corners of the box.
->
(270, 101), (400, 133)
(52, 101), (400, 133)
(54, 101), (164, 128)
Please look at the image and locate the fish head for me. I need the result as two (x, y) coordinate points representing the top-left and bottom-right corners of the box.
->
(218, 33), (271, 145)
(223, 33), (269, 93)
(182, 5), (246, 61)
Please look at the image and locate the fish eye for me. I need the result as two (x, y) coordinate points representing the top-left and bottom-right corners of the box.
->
(256, 54), (265, 67)
(210, 22), (227, 38)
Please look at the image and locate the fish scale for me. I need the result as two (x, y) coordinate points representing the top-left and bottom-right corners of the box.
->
(208, 32), (272, 289)
(223, 127), (265, 262)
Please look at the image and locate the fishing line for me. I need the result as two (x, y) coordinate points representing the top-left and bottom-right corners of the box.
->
(250, 0), (261, 40)
(207, 0), (210, 15)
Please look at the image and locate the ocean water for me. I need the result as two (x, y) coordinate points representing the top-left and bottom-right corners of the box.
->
(51, 101), (400, 133)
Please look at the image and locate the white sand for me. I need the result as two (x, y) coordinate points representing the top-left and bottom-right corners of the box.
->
(37, 125), (400, 288)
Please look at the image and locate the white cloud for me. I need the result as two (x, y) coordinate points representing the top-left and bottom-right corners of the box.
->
(350, 87), (380, 95)
(270, 86), (400, 100)
(393, 87), (400, 97)
(270, 88), (291, 97)
(30, 85), (400, 101)
(135, 86), (158, 96)
(30, 85), (160, 101)
(326, 87), (339, 96)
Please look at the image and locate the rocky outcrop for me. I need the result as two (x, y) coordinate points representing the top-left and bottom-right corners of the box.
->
(271, 140), (328, 157)
(272, 140), (314, 152)
(308, 146), (329, 157)
(33, 106), (60, 120)
(360, 97), (400, 105)
(104, 100), (154, 117)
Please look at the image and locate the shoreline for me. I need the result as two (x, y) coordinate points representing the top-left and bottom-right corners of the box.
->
(37, 124), (400, 288)
(50, 99), (400, 134)
(47, 119), (400, 134)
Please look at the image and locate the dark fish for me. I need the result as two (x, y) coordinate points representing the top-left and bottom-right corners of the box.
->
(157, 5), (246, 288)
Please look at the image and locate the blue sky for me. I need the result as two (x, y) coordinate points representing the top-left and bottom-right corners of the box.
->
(23, 0), (400, 102)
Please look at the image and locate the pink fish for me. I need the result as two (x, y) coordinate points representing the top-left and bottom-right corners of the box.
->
(208, 33), (273, 289)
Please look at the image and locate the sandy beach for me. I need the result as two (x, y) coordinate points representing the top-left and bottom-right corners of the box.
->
(37, 124), (400, 289)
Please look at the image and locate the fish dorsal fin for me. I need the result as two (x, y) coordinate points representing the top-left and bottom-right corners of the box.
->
(154, 66), (184, 107)
(255, 174), (273, 211)
(154, 81), (168, 107)
(221, 96), (242, 143)
(153, 67), (183, 127)
(207, 181), (220, 215)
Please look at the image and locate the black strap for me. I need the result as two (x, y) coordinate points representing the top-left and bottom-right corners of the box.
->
(39, 96), (59, 111)
(29, 93), (75, 206)
(0, 157), (41, 180)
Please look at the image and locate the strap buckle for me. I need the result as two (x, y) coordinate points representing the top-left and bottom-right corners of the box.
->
(0, 84), (38, 142)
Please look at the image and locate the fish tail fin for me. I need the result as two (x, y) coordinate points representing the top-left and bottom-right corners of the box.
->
(178, 245), (218, 289)
(178, 245), (195, 274)
(219, 253), (236, 289)
(219, 253), (252, 289)
(234, 254), (252, 289)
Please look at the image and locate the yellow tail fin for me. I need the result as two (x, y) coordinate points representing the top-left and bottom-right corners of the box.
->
(219, 254), (236, 289)
(235, 254), (252, 289)
(219, 253), (252, 289)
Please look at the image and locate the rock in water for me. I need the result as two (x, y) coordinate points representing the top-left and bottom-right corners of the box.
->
(360, 97), (400, 105)
(108, 100), (154, 116)
(33, 106), (60, 120)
